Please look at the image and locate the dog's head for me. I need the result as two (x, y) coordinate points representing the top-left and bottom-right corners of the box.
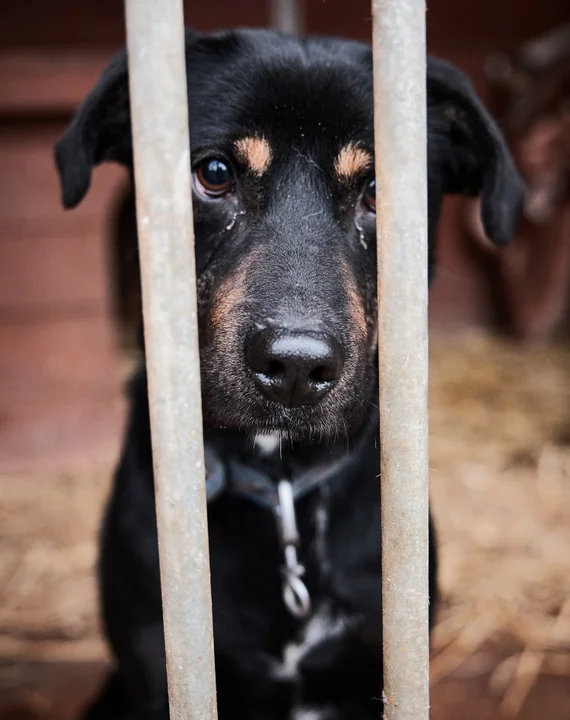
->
(55, 29), (523, 442)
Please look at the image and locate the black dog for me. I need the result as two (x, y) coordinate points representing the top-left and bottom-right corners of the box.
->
(55, 28), (523, 720)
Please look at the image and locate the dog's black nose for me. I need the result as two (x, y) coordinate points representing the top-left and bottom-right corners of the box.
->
(245, 329), (344, 407)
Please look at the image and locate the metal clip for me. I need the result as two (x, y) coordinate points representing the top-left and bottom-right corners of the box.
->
(276, 480), (311, 619)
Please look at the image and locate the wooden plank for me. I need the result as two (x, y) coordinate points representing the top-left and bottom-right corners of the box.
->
(0, 315), (119, 402)
(0, 50), (113, 113)
(0, 127), (128, 224)
(0, 229), (108, 312)
(0, 393), (124, 469)
(0, 313), (124, 467)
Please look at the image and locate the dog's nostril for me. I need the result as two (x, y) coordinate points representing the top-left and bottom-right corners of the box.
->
(266, 360), (285, 379)
(309, 365), (332, 384)
(245, 328), (344, 408)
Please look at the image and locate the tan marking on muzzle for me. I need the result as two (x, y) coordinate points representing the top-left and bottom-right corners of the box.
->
(234, 136), (272, 175)
(210, 252), (260, 349)
(340, 260), (368, 339)
(334, 142), (373, 180)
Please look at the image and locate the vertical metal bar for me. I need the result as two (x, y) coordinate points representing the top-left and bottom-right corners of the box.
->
(270, 0), (304, 35)
(371, 1), (429, 719)
(124, 2), (217, 719)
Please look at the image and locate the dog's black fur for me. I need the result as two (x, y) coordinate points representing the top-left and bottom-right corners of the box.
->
(55, 28), (524, 720)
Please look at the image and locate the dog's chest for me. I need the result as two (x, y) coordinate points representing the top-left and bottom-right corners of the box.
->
(269, 495), (361, 719)
(272, 600), (351, 681)
(209, 438), (381, 629)
(209, 455), (382, 717)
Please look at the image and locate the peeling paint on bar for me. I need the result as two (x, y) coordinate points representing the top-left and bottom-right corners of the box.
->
(371, 0), (430, 718)
(271, 0), (304, 35)
(124, 1), (217, 718)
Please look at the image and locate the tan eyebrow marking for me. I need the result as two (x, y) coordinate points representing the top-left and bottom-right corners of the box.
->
(334, 142), (373, 180)
(234, 136), (272, 175)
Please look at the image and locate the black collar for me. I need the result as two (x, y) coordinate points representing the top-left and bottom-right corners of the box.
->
(204, 443), (361, 509)
(203, 420), (376, 511)
(202, 421), (377, 618)
(203, 423), (377, 619)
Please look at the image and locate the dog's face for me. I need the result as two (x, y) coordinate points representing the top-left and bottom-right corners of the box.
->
(55, 29), (523, 442)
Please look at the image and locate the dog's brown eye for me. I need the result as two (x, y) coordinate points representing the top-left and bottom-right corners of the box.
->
(364, 179), (376, 212)
(195, 158), (232, 197)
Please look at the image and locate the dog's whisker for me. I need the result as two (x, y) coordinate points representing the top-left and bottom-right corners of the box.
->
(291, 145), (322, 171)
(301, 210), (324, 220)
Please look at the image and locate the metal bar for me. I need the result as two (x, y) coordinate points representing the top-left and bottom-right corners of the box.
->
(371, 1), (430, 718)
(270, 0), (304, 35)
(124, 2), (217, 719)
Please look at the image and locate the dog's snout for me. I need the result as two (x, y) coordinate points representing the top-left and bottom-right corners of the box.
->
(245, 329), (344, 407)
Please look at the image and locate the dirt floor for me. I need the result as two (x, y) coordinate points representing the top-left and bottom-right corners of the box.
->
(3, 330), (570, 718)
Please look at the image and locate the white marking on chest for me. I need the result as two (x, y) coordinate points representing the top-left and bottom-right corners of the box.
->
(291, 708), (331, 720)
(273, 603), (348, 681)
(254, 432), (281, 455)
(313, 486), (330, 576)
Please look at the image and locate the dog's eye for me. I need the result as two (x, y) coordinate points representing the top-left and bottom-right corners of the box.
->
(195, 158), (233, 197)
(364, 179), (376, 212)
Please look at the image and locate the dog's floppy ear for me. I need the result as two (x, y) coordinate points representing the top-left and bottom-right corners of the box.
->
(55, 28), (199, 209)
(427, 56), (525, 246)
(55, 48), (131, 209)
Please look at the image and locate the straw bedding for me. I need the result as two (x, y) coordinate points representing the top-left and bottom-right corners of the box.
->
(2, 330), (570, 715)
(429, 330), (570, 715)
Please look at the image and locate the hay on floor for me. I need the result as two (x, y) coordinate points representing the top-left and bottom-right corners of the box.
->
(429, 330), (570, 716)
(0, 466), (111, 662)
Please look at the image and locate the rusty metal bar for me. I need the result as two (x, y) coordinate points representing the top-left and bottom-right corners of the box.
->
(371, 0), (430, 718)
(124, 2), (217, 719)
(270, 0), (304, 35)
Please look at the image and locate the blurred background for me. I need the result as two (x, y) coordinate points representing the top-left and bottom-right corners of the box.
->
(1, 1), (570, 718)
